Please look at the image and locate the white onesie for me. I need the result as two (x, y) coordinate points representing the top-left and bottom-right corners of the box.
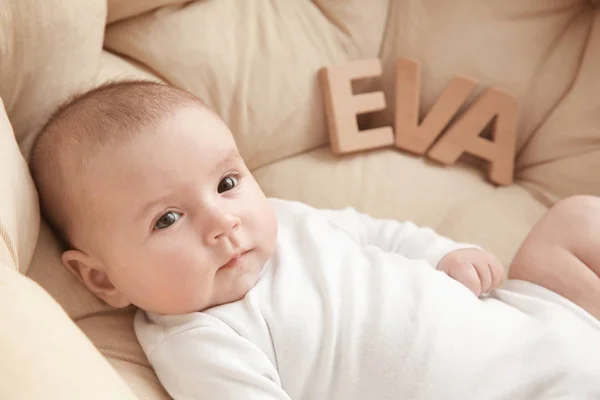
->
(135, 198), (600, 399)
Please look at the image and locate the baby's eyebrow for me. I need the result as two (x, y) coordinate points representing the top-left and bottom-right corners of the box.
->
(136, 190), (176, 223)
(210, 150), (243, 175)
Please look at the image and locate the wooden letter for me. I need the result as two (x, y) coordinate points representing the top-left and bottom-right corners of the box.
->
(320, 59), (394, 154)
(395, 58), (478, 155)
(427, 88), (518, 185)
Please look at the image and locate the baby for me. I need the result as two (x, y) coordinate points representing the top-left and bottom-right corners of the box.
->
(30, 81), (600, 399)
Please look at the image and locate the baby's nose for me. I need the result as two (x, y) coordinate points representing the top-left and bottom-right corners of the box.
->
(205, 212), (240, 244)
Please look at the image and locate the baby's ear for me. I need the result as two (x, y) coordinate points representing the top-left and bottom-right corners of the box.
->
(62, 250), (131, 308)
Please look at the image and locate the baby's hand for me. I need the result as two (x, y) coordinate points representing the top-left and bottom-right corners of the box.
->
(436, 248), (506, 297)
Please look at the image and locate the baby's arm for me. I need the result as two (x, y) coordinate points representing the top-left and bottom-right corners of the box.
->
(145, 321), (291, 400)
(272, 199), (505, 295)
(318, 206), (476, 269)
(318, 206), (505, 295)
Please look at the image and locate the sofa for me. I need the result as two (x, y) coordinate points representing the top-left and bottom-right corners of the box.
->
(1, 0), (599, 398)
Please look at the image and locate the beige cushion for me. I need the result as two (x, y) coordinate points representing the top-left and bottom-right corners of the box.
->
(0, 99), (39, 273)
(0, 265), (138, 400)
(107, 0), (189, 24)
(516, 11), (600, 202)
(0, 0), (106, 158)
(95, 50), (164, 86)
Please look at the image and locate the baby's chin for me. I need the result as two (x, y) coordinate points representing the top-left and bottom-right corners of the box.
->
(138, 253), (269, 314)
(216, 257), (266, 305)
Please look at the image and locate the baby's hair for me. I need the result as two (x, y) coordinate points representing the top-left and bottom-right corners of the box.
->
(29, 80), (205, 247)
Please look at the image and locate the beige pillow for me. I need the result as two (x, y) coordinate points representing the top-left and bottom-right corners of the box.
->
(107, 0), (189, 24)
(0, 97), (39, 273)
(0, 266), (138, 400)
(516, 9), (600, 202)
(0, 0), (106, 159)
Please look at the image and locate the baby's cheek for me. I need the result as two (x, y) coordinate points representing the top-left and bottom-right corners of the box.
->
(266, 209), (279, 249)
(143, 263), (211, 313)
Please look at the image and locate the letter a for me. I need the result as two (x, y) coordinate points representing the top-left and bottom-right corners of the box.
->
(427, 87), (518, 185)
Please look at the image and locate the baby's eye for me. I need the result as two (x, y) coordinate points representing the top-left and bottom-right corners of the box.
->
(154, 211), (182, 230)
(217, 176), (238, 193)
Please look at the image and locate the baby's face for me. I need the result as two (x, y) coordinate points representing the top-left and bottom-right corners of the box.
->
(72, 106), (278, 314)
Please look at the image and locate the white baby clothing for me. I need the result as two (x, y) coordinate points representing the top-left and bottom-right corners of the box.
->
(135, 198), (600, 400)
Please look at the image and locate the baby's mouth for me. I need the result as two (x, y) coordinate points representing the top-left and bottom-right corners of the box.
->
(219, 249), (250, 270)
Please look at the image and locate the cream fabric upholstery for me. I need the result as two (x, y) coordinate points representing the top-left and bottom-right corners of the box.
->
(0, 99), (38, 274)
(0, 0), (106, 158)
(1, 0), (599, 398)
(0, 266), (138, 400)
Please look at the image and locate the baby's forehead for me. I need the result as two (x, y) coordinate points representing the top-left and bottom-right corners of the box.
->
(78, 111), (234, 176)
(64, 105), (193, 162)
(63, 102), (236, 190)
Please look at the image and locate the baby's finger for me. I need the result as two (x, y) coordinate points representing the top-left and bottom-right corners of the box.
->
(448, 263), (481, 297)
(475, 260), (493, 294)
(489, 257), (506, 288)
